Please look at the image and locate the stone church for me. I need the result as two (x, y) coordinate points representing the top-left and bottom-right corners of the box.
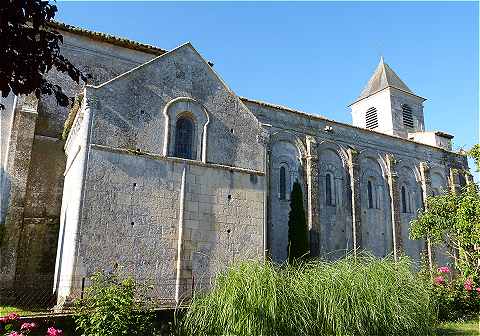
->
(0, 23), (470, 306)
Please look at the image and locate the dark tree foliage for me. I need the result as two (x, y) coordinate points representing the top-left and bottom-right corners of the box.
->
(287, 181), (309, 263)
(0, 0), (86, 109)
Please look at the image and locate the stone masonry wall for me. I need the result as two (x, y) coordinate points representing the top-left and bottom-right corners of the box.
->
(61, 147), (264, 302)
(89, 44), (264, 172)
(2, 30), (161, 296)
(245, 99), (468, 264)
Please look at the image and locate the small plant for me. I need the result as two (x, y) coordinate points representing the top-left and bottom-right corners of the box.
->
(0, 312), (63, 336)
(287, 181), (309, 263)
(74, 270), (156, 336)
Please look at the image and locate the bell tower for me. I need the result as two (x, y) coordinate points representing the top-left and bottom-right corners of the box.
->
(349, 57), (426, 138)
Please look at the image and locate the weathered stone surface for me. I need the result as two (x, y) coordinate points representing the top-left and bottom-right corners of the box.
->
(0, 25), (470, 306)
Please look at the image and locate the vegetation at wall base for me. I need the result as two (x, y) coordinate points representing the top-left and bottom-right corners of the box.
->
(287, 181), (309, 263)
(178, 254), (436, 336)
(73, 270), (157, 336)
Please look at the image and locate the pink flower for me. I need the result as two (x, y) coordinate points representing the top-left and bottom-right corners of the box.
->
(0, 316), (9, 324)
(7, 332), (23, 336)
(476, 288), (480, 294)
(6, 313), (19, 321)
(20, 322), (37, 331)
(46, 327), (63, 336)
(437, 266), (450, 273)
(434, 276), (445, 285)
(464, 278), (474, 291)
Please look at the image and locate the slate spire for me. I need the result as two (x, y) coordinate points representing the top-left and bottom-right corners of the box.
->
(353, 57), (415, 104)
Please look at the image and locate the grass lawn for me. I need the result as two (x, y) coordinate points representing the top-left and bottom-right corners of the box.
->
(0, 306), (39, 316)
(437, 319), (480, 336)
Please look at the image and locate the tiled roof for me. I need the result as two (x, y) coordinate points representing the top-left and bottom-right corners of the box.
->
(48, 21), (168, 56)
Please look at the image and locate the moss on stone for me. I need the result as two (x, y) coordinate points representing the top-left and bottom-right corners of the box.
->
(62, 93), (83, 140)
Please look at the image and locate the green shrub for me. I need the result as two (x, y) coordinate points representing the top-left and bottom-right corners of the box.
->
(430, 266), (480, 321)
(287, 181), (309, 263)
(179, 254), (436, 336)
(74, 270), (156, 336)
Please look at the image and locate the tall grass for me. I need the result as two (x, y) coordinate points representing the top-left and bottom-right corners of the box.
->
(179, 254), (436, 336)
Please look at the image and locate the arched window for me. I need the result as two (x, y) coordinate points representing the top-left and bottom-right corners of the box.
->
(402, 104), (414, 129)
(279, 166), (287, 200)
(174, 116), (194, 159)
(326, 173), (335, 206)
(365, 107), (378, 129)
(401, 186), (408, 213)
(367, 180), (374, 208)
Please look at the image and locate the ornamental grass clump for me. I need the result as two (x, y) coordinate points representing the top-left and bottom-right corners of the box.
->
(179, 254), (436, 336)
(179, 261), (284, 336)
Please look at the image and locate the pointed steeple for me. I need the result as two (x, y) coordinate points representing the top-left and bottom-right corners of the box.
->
(352, 58), (415, 105)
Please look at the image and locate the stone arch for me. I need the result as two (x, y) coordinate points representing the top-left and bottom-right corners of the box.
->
(430, 167), (448, 195)
(269, 130), (306, 160)
(319, 149), (346, 206)
(359, 152), (392, 257)
(397, 163), (424, 263)
(317, 144), (352, 259)
(163, 97), (210, 162)
(317, 140), (349, 170)
(268, 130), (306, 263)
(397, 164), (422, 213)
(358, 149), (389, 179)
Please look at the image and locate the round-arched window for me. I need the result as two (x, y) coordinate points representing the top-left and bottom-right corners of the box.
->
(174, 117), (194, 159)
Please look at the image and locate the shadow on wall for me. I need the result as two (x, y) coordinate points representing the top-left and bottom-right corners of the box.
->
(0, 167), (11, 282)
(0, 167), (11, 226)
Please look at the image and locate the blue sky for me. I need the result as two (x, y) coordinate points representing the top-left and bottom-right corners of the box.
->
(56, 1), (479, 174)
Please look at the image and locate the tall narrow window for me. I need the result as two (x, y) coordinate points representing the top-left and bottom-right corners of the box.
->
(279, 166), (286, 200)
(367, 180), (374, 208)
(174, 117), (194, 159)
(401, 186), (407, 213)
(402, 104), (414, 129)
(365, 107), (378, 129)
(326, 173), (332, 206)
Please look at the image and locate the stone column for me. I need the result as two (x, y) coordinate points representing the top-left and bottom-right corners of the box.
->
(347, 148), (361, 256)
(386, 154), (402, 261)
(175, 164), (187, 303)
(448, 167), (459, 194)
(258, 128), (271, 259)
(464, 170), (474, 186)
(447, 167), (462, 268)
(419, 162), (434, 271)
(306, 136), (320, 257)
(0, 95), (38, 296)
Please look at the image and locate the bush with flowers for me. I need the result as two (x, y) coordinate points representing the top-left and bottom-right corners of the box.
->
(0, 312), (63, 336)
(429, 265), (480, 321)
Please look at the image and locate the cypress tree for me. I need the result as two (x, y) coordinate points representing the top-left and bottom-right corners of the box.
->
(287, 181), (309, 263)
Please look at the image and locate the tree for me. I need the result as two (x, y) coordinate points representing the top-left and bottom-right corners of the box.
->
(410, 184), (480, 277)
(0, 0), (86, 109)
(410, 144), (480, 276)
(287, 181), (309, 263)
(467, 144), (480, 171)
